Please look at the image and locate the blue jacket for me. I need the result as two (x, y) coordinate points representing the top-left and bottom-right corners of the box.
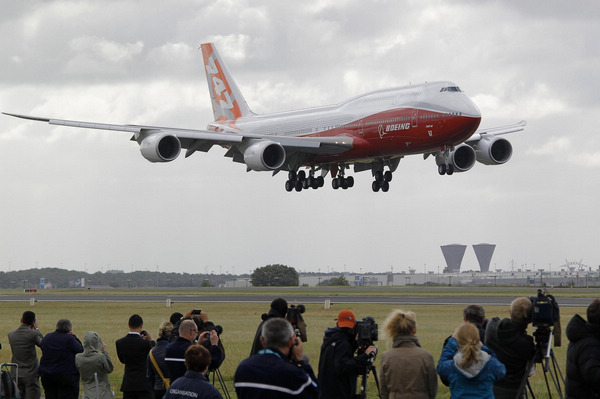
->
(437, 337), (506, 399)
(234, 347), (318, 399)
(38, 331), (83, 376)
(163, 370), (222, 399)
(166, 337), (223, 384)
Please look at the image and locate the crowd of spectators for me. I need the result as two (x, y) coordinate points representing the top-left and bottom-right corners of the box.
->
(3, 296), (600, 399)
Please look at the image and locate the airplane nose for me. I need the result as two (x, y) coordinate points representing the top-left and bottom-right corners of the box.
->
(460, 96), (481, 119)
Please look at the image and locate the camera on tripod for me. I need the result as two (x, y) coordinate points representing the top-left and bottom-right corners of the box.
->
(286, 304), (308, 342)
(355, 316), (378, 353)
(530, 289), (561, 348)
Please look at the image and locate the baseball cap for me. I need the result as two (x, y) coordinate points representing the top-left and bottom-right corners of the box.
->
(336, 310), (356, 329)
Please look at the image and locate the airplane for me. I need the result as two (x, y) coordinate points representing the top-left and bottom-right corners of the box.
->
(4, 42), (526, 193)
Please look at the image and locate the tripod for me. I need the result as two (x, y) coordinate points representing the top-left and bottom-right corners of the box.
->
(207, 367), (231, 399)
(358, 354), (381, 399)
(518, 328), (565, 399)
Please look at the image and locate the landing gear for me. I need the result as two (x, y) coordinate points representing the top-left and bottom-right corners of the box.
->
(331, 164), (355, 190)
(285, 168), (324, 192)
(438, 163), (454, 175)
(436, 146), (456, 176)
(372, 167), (393, 192)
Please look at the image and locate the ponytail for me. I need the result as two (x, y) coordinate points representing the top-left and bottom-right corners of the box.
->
(455, 323), (481, 369)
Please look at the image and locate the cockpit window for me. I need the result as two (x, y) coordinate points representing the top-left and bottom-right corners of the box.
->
(440, 86), (462, 92)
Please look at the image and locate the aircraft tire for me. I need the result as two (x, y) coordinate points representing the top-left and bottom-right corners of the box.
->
(372, 181), (380, 192)
(332, 178), (340, 190)
(288, 171), (297, 181)
(298, 170), (306, 181)
(285, 180), (294, 192)
(347, 176), (354, 187)
(295, 181), (303, 192)
(375, 171), (384, 182)
(384, 171), (393, 182)
(438, 164), (446, 175)
(381, 181), (390, 192)
(317, 176), (324, 187)
(447, 165), (454, 175)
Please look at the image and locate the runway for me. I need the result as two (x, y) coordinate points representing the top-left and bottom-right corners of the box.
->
(0, 292), (593, 307)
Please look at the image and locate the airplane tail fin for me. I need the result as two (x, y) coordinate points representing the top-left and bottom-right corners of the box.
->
(201, 43), (254, 124)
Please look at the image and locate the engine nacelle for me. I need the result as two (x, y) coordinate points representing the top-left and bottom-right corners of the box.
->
(139, 133), (181, 163)
(243, 140), (286, 171)
(474, 136), (512, 165)
(435, 144), (476, 172)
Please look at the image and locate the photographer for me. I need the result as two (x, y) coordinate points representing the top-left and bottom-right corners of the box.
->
(317, 310), (377, 399)
(234, 318), (318, 398)
(484, 297), (535, 399)
(250, 298), (288, 356)
(8, 311), (44, 399)
(565, 298), (600, 398)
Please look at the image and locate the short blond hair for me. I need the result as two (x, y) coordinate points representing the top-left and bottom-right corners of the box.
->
(510, 297), (532, 324)
(383, 309), (417, 338)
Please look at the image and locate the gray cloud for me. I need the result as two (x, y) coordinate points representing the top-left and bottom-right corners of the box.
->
(1, 0), (598, 274)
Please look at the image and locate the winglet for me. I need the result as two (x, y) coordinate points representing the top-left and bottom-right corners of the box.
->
(200, 43), (254, 126)
(3, 112), (51, 122)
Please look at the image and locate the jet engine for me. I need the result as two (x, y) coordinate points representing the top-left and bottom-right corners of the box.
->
(473, 136), (513, 165)
(435, 144), (476, 173)
(243, 140), (286, 171)
(139, 133), (181, 163)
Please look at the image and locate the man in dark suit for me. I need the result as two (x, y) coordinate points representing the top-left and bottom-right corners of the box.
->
(116, 314), (155, 399)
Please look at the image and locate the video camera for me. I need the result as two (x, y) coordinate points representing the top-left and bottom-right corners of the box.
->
(356, 316), (378, 351)
(530, 289), (561, 348)
(286, 304), (307, 342)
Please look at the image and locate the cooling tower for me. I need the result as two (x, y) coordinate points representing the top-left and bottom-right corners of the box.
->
(473, 243), (496, 272)
(441, 244), (467, 272)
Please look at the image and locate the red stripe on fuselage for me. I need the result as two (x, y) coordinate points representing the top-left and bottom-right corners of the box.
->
(306, 108), (481, 164)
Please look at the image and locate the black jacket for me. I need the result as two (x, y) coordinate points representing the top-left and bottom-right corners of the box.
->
(234, 347), (318, 399)
(565, 314), (600, 398)
(115, 333), (154, 393)
(317, 327), (370, 399)
(250, 309), (286, 356)
(147, 338), (169, 391)
(484, 317), (534, 393)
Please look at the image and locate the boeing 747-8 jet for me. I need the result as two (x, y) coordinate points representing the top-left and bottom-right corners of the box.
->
(4, 42), (526, 192)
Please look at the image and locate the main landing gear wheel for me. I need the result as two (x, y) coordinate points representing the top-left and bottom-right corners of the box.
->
(438, 164), (455, 176)
(372, 180), (390, 192)
(372, 169), (393, 192)
(332, 176), (354, 190)
(285, 169), (326, 192)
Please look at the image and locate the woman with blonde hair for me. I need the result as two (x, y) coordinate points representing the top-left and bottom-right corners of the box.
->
(437, 322), (506, 398)
(380, 310), (437, 399)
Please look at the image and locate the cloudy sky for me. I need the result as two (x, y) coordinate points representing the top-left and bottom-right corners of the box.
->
(1, 1), (598, 276)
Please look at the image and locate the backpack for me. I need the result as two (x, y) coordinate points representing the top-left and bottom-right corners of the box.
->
(0, 365), (20, 399)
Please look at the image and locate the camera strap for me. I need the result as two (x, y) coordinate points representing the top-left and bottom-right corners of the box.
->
(149, 348), (170, 389)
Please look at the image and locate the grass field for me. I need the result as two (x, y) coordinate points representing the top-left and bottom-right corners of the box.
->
(0, 288), (593, 398)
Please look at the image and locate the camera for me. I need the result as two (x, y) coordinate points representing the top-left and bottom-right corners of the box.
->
(140, 330), (148, 337)
(530, 289), (559, 328)
(529, 289), (561, 348)
(286, 304), (308, 342)
(203, 322), (224, 336)
(191, 309), (202, 315)
(356, 316), (378, 350)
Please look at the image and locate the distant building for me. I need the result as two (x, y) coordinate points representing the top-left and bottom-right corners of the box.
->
(441, 244), (467, 272)
(473, 244), (496, 272)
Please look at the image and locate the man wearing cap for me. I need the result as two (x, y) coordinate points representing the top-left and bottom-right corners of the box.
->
(317, 310), (377, 399)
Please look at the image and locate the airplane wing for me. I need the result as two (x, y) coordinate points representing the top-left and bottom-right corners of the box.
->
(2, 113), (353, 157)
(466, 120), (527, 142)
